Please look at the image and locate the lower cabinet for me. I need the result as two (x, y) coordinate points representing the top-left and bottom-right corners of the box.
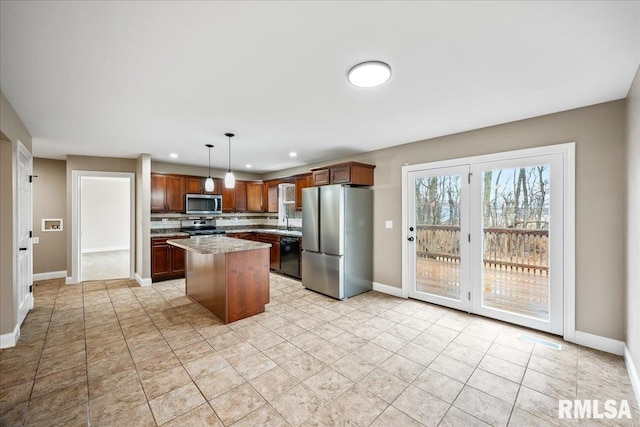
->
(228, 232), (281, 271)
(151, 237), (185, 282)
(257, 233), (281, 271)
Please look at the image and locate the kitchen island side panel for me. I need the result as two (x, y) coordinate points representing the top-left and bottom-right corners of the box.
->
(185, 251), (228, 322)
(225, 248), (270, 322)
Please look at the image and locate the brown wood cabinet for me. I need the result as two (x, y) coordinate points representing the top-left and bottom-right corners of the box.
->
(246, 182), (264, 212)
(151, 174), (185, 212)
(221, 185), (236, 212)
(235, 181), (247, 212)
(257, 233), (281, 271)
(295, 174), (313, 211)
(312, 169), (330, 186)
(151, 237), (185, 282)
(267, 183), (279, 213)
(222, 181), (261, 212)
(186, 176), (222, 195)
(310, 162), (375, 187)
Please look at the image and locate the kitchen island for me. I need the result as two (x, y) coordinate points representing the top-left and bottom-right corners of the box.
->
(167, 235), (271, 323)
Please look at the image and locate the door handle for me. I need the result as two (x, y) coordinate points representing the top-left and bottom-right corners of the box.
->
(19, 247), (28, 251)
(407, 237), (414, 242)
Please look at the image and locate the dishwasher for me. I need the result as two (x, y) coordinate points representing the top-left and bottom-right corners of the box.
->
(280, 237), (301, 279)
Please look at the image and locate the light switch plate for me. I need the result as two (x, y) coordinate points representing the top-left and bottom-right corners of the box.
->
(33, 237), (40, 244)
(385, 220), (393, 229)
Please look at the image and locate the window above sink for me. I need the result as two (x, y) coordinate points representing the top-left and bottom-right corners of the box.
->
(279, 183), (301, 228)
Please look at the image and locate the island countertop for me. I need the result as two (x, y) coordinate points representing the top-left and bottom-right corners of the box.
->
(167, 235), (271, 255)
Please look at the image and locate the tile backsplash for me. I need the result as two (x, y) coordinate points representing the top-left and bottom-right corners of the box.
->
(150, 213), (279, 230)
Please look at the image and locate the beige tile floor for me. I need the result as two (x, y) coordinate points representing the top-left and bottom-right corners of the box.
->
(1, 274), (638, 426)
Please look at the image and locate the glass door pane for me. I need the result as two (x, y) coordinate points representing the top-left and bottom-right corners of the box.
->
(480, 165), (550, 320)
(408, 166), (469, 311)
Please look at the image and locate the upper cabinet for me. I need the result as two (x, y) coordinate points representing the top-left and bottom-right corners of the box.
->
(235, 181), (248, 212)
(185, 176), (222, 195)
(151, 174), (185, 212)
(150, 162), (373, 214)
(221, 185), (236, 213)
(247, 182), (264, 212)
(266, 182), (279, 213)
(295, 174), (314, 211)
(311, 162), (375, 187)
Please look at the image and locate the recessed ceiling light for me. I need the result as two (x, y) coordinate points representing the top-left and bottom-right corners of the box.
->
(245, 164), (252, 168)
(348, 61), (392, 88)
(289, 152), (297, 158)
(169, 153), (178, 158)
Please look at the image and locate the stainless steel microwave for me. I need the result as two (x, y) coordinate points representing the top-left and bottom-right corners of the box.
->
(185, 194), (222, 215)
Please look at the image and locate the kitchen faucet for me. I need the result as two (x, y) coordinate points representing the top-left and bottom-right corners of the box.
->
(284, 215), (290, 230)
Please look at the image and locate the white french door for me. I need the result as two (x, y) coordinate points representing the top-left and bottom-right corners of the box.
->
(405, 145), (572, 335)
(407, 165), (471, 312)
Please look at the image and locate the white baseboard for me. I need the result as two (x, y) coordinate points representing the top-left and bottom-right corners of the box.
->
(65, 276), (76, 285)
(625, 345), (640, 407)
(135, 273), (152, 287)
(574, 330), (625, 356)
(0, 322), (21, 349)
(372, 282), (405, 298)
(33, 270), (67, 281)
(82, 246), (129, 254)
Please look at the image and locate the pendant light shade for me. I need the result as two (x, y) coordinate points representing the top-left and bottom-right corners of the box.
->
(224, 133), (235, 189)
(224, 171), (235, 188)
(204, 177), (214, 192)
(205, 144), (214, 192)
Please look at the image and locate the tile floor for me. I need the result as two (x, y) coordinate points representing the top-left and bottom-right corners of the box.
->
(1, 274), (638, 426)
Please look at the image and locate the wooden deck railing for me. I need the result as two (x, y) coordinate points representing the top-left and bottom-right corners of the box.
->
(415, 225), (549, 274)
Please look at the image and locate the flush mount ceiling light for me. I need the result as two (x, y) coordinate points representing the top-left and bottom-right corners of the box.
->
(224, 133), (235, 189)
(245, 164), (252, 168)
(169, 153), (178, 159)
(348, 61), (392, 88)
(289, 152), (297, 158)
(204, 144), (214, 192)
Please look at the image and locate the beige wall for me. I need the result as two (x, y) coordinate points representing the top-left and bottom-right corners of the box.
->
(152, 161), (263, 181)
(626, 67), (640, 379)
(266, 100), (627, 341)
(33, 158), (67, 274)
(136, 154), (151, 281)
(0, 90), (32, 337)
(65, 156), (137, 275)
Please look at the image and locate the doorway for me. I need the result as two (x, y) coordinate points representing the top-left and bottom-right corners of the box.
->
(72, 171), (135, 283)
(403, 144), (574, 336)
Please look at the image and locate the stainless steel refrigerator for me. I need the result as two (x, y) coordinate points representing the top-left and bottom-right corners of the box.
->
(301, 185), (373, 299)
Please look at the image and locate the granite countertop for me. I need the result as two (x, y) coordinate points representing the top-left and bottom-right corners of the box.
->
(167, 235), (271, 255)
(151, 230), (189, 238)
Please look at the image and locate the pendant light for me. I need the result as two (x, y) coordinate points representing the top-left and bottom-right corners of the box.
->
(204, 144), (215, 192)
(224, 132), (235, 189)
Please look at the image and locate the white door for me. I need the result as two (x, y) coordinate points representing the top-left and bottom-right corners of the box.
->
(407, 165), (471, 312)
(17, 142), (33, 325)
(470, 154), (564, 334)
(406, 148), (568, 335)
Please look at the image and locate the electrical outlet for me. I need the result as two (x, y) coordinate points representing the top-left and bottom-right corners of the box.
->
(385, 220), (393, 229)
(162, 218), (168, 224)
(33, 237), (40, 244)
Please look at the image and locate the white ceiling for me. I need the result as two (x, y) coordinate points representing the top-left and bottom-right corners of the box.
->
(1, 1), (638, 173)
